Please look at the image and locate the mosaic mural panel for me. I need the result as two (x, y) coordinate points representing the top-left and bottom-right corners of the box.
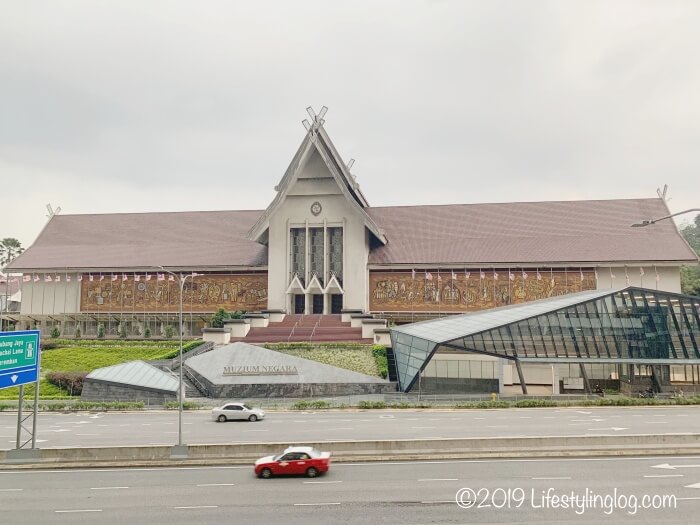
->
(80, 273), (267, 312)
(369, 270), (597, 312)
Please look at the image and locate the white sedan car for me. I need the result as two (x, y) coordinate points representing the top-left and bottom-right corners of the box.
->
(212, 403), (265, 422)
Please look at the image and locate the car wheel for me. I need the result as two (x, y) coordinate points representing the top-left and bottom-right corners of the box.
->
(248, 414), (258, 422)
(217, 415), (227, 422)
(305, 467), (319, 478)
(260, 468), (272, 479)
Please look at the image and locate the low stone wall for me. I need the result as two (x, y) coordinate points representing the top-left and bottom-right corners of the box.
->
(415, 377), (499, 394)
(560, 378), (620, 394)
(81, 379), (178, 404)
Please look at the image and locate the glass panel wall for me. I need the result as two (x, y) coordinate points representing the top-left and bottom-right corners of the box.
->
(391, 288), (700, 392)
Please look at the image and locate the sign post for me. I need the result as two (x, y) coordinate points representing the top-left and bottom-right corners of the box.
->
(0, 330), (41, 452)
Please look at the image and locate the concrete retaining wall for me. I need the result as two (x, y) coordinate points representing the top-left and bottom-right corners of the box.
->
(3, 433), (700, 466)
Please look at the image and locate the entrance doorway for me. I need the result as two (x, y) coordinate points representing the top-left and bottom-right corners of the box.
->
(312, 294), (324, 314)
(331, 294), (343, 314)
(293, 294), (305, 314)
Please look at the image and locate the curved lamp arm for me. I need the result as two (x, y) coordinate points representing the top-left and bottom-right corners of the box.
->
(631, 208), (700, 227)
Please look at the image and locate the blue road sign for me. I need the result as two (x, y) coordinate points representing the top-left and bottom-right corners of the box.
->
(0, 330), (41, 389)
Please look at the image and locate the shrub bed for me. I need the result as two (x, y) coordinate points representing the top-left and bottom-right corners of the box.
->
(45, 372), (88, 396)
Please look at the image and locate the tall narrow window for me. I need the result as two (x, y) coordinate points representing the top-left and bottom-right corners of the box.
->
(309, 227), (324, 285)
(290, 228), (306, 286)
(328, 227), (343, 285)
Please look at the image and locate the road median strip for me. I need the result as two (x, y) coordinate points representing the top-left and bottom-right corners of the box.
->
(3, 433), (700, 469)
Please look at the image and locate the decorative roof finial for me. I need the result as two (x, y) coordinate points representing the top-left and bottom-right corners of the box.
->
(302, 106), (328, 133)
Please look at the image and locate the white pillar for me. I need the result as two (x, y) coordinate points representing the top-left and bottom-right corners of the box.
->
(551, 364), (560, 395)
(497, 360), (505, 394)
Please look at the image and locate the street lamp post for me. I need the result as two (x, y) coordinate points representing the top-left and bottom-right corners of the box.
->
(631, 208), (700, 227)
(158, 267), (198, 451)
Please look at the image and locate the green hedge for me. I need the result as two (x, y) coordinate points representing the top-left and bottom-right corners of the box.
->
(163, 401), (204, 410)
(291, 400), (331, 410)
(0, 401), (145, 411)
(372, 345), (389, 379)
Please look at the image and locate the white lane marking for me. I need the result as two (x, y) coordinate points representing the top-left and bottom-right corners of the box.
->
(474, 418), (485, 420)
(419, 478), (458, 482)
(685, 483), (700, 489)
(421, 500), (455, 504)
(294, 502), (340, 506)
(304, 481), (343, 484)
(175, 505), (218, 509)
(0, 488), (23, 492)
(532, 477), (571, 480)
(90, 486), (129, 490)
(644, 475), (683, 478)
(519, 417), (532, 419)
(55, 509), (102, 513)
(197, 483), (235, 487)
(9, 455), (700, 476)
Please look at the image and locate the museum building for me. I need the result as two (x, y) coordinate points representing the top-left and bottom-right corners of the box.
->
(4, 109), (699, 342)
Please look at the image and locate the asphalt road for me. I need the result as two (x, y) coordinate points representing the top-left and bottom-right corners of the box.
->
(2, 455), (700, 523)
(1, 406), (700, 449)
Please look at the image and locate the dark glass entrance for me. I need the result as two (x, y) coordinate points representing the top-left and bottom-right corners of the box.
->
(331, 294), (343, 314)
(312, 294), (324, 314)
(294, 294), (305, 314)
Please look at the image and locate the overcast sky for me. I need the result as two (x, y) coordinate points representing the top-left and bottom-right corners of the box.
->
(2, 0), (699, 248)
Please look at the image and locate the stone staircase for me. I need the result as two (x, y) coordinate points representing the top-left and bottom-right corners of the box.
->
(183, 375), (205, 398)
(232, 314), (372, 344)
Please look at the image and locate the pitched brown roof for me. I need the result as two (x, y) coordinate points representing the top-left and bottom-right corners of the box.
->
(366, 198), (698, 265)
(6, 210), (267, 271)
(7, 198), (696, 272)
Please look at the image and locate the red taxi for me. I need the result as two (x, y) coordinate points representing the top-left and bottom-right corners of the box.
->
(254, 446), (331, 479)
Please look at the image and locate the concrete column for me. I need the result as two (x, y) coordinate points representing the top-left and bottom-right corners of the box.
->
(579, 363), (592, 393)
(497, 360), (505, 394)
(515, 359), (528, 394)
(551, 364), (560, 395)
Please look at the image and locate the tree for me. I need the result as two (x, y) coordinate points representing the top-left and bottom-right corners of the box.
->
(0, 238), (24, 266)
(210, 308), (230, 328)
(680, 215), (700, 296)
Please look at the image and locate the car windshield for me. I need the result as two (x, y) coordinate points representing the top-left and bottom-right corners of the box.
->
(241, 404), (252, 410)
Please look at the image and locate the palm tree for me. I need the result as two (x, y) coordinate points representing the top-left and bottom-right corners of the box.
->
(0, 238), (24, 266)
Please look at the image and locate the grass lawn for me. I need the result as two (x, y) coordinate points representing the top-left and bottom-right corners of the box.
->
(0, 339), (203, 400)
(263, 343), (386, 377)
(41, 340), (200, 373)
(0, 379), (73, 400)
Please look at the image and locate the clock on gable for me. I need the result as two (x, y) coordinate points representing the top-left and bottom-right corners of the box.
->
(310, 201), (322, 216)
